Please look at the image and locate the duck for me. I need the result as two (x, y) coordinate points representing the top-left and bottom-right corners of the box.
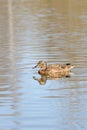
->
(33, 61), (74, 78)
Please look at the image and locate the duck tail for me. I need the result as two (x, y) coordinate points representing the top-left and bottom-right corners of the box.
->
(66, 63), (75, 70)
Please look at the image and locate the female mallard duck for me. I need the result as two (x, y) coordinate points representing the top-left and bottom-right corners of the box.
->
(33, 61), (74, 78)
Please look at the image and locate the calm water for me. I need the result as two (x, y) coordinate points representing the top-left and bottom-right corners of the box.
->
(0, 0), (87, 130)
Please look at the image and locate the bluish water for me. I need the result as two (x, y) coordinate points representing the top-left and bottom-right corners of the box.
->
(0, 0), (87, 130)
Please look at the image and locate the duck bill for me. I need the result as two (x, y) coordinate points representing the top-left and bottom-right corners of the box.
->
(32, 65), (37, 69)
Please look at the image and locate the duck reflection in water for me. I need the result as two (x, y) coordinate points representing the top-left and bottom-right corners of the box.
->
(33, 75), (47, 85)
(33, 73), (71, 85)
(33, 61), (74, 85)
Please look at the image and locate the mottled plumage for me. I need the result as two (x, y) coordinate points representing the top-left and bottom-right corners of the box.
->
(33, 61), (74, 78)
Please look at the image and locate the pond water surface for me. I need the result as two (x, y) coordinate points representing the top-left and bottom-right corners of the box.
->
(0, 0), (87, 130)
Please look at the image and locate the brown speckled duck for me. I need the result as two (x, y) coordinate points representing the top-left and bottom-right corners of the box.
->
(33, 61), (74, 78)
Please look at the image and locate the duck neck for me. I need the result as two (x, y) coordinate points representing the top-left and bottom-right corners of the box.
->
(42, 62), (47, 70)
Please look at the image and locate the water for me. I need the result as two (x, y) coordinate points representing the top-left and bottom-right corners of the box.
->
(0, 0), (87, 130)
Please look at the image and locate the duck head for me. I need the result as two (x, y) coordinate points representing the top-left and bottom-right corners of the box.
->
(33, 61), (47, 70)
